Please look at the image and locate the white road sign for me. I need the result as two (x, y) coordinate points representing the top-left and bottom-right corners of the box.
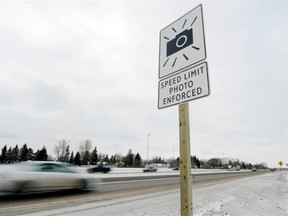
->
(159, 5), (206, 78)
(158, 62), (209, 109)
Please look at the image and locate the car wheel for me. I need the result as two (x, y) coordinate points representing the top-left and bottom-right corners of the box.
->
(15, 181), (35, 194)
(77, 179), (89, 191)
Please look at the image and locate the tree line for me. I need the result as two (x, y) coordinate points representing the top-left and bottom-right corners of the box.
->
(0, 140), (144, 167)
(190, 156), (268, 170)
(0, 144), (48, 163)
(0, 140), (268, 169)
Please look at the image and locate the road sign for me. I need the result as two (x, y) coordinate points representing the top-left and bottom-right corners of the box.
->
(158, 62), (209, 109)
(157, 5), (208, 216)
(159, 4), (206, 79)
(278, 161), (284, 166)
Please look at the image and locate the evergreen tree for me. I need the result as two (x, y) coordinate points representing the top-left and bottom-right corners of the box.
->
(208, 158), (221, 168)
(103, 154), (109, 164)
(19, 144), (29, 161)
(247, 163), (253, 169)
(69, 151), (74, 164)
(0, 145), (7, 163)
(12, 145), (19, 162)
(74, 152), (81, 166)
(110, 154), (116, 164)
(41, 146), (48, 161)
(6, 147), (12, 163)
(134, 152), (142, 167)
(34, 150), (40, 160)
(124, 149), (134, 167)
(152, 156), (163, 164)
(90, 147), (98, 165)
(191, 156), (201, 168)
(82, 150), (90, 165)
(241, 162), (247, 169)
(28, 148), (34, 160)
(35, 147), (48, 161)
(176, 157), (180, 167)
(111, 153), (122, 165)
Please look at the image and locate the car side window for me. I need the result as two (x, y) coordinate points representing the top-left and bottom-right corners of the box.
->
(38, 163), (71, 173)
(39, 164), (55, 172)
(53, 164), (69, 173)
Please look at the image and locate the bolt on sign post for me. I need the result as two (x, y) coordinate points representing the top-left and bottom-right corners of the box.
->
(158, 5), (209, 216)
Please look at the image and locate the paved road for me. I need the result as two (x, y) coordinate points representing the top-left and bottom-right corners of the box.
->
(99, 171), (266, 192)
(0, 171), (267, 216)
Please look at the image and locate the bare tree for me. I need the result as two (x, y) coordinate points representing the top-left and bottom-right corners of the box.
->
(79, 139), (93, 165)
(64, 145), (70, 163)
(54, 139), (69, 162)
(79, 139), (92, 154)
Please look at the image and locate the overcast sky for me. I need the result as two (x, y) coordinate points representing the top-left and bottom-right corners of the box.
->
(0, 0), (287, 167)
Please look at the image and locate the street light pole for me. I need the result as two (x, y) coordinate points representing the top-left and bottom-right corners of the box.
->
(147, 134), (150, 164)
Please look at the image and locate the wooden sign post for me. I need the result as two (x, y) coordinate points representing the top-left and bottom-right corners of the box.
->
(179, 103), (192, 215)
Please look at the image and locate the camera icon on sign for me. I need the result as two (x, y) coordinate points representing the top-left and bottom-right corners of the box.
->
(166, 29), (193, 57)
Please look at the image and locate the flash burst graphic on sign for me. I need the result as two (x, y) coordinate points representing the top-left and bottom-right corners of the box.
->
(159, 5), (206, 78)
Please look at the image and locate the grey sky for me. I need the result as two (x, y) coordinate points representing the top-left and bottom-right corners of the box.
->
(0, 0), (287, 167)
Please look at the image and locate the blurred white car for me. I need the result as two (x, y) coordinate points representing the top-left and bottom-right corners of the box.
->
(0, 161), (101, 194)
(143, 165), (157, 172)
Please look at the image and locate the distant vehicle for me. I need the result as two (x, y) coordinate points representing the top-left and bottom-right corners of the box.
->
(270, 168), (276, 171)
(227, 165), (240, 171)
(172, 167), (179, 171)
(143, 165), (157, 172)
(252, 168), (257, 172)
(0, 161), (101, 194)
(88, 164), (111, 173)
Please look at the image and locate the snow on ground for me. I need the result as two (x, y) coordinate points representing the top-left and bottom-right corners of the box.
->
(193, 171), (288, 216)
(21, 171), (288, 216)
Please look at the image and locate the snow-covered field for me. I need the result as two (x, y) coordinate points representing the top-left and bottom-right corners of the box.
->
(21, 171), (288, 216)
